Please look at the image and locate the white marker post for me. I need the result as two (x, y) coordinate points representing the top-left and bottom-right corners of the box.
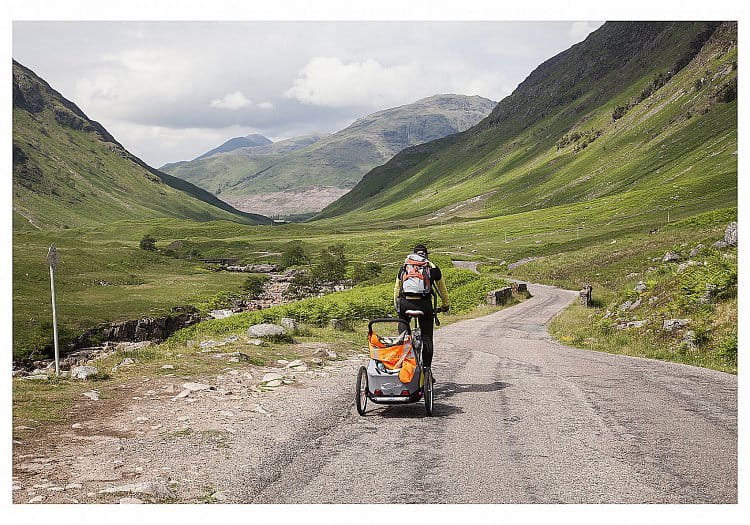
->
(47, 245), (60, 375)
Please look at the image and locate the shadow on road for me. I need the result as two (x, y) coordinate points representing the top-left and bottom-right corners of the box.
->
(437, 381), (510, 399)
(365, 381), (510, 419)
(374, 402), (464, 419)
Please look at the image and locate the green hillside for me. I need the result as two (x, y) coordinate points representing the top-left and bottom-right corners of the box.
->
(162, 94), (496, 216)
(316, 22), (736, 225)
(12, 60), (271, 229)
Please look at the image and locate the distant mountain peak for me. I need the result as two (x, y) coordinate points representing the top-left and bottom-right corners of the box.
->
(193, 134), (272, 161)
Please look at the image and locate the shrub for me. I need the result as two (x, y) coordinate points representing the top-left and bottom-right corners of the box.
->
(139, 234), (157, 251)
(279, 242), (308, 268)
(242, 274), (270, 299)
(351, 261), (382, 284)
(314, 243), (347, 283)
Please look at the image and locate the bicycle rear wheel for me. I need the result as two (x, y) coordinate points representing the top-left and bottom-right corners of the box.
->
(356, 366), (368, 416)
(423, 368), (434, 416)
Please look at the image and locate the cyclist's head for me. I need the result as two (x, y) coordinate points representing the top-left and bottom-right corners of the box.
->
(413, 243), (428, 257)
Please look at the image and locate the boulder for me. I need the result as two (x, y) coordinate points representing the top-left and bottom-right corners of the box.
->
(712, 240), (729, 249)
(618, 300), (633, 311)
(286, 360), (308, 371)
(663, 319), (690, 332)
(619, 320), (648, 330)
(280, 318), (300, 331)
(120, 358), (136, 366)
(261, 372), (284, 383)
(329, 318), (351, 331)
(81, 390), (100, 401)
(182, 382), (214, 392)
(209, 309), (234, 320)
(247, 323), (287, 338)
(724, 221), (737, 246)
(689, 244), (705, 258)
(662, 251), (681, 263)
(682, 330), (698, 351)
(71, 366), (99, 380)
(634, 281), (647, 293)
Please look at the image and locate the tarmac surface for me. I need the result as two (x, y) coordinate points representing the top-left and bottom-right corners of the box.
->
(243, 283), (738, 503)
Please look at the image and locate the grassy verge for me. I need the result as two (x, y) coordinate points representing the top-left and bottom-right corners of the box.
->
(14, 269), (514, 437)
(540, 214), (737, 374)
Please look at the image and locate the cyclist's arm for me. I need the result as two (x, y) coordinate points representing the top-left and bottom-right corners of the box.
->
(393, 276), (401, 310)
(435, 278), (449, 309)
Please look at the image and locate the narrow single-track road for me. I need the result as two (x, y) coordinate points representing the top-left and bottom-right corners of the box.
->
(243, 282), (737, 503)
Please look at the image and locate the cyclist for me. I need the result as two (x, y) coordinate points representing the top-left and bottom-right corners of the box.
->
(394, 243), (450, 378)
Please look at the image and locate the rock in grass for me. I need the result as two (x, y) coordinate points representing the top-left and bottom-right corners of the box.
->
(24, 374), (49, 381)
(689, 244), (705, 257)
(329, 318), (350, 331)
(724, 221), (737, 246)
(663, 319), (690, 332)
(71, 366), (99, 380)
(280, 318), (300, 331)
(662, 251), (681, 263)
(619, 320), (648, 330)
(247, 323), (287, 338)
(682, 330), (698, 351)
(286, 359), (307, 370)
(81, 390), (100, 401)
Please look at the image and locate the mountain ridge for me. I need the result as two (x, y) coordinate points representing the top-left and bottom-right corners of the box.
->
(162, 94), (496, 216)
(315, 21), (736, 225)
(12, 60), (272, 228)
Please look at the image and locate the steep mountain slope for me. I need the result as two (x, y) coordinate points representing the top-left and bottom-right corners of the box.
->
(162, 94), (496, 216)
(193, 133), (272, 161)
(316, 22), (736, 228)
(12, 60), (271, 229)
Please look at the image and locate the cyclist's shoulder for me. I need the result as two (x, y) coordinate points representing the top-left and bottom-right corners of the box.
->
(428, 261), (442, 280)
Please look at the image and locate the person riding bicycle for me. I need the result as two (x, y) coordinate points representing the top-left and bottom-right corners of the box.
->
(394, 244), (449, 375)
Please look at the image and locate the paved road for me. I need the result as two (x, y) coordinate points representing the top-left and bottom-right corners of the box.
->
(241, 283), (737, 503)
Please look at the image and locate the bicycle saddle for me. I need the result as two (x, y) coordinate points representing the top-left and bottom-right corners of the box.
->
(404, 309), (424, 317)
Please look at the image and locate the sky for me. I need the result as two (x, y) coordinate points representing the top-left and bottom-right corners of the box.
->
(12, 21), (603, 167)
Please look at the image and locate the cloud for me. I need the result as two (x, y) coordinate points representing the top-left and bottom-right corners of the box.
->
(210, 91), (253, 110)
(568, 21), (601, 43)
(284, 56), (421, 108)
(257, 101), (274, 110)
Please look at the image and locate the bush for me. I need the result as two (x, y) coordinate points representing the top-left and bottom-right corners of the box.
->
(351, 261), (382, 284)
(314, 243), (347, 283)
(279, 242), (308, 269)
(284, 271), (322, 299)
(242, 274), (270, 299)
(139, 234), (157, 251)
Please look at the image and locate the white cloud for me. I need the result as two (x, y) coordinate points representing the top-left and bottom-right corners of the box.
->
(568, 21), (601, 43)
(285, 56), (423, 108)
(257, 101), (274, 110)
(210, 91), (253, 110)
(107, 120), (263, 167)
